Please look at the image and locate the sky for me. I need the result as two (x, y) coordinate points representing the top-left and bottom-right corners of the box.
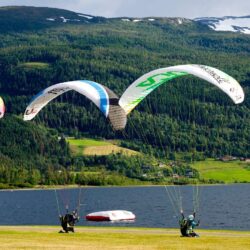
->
(0, 0), (249, 18)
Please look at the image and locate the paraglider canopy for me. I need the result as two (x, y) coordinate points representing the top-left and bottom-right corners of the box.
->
(118, 64), (245, 230)
(0, 97), (5, 119)
(24, 80), (127, 130)
(119, 64), (245, 114)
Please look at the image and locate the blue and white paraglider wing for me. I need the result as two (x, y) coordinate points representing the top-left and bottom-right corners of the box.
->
(24, 80), (127, 130)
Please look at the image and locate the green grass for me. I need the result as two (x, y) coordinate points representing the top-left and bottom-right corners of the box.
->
(191, 159), (250, 183)
(67, 138), (111, 147)
(66, 138), (112, 156)
(19, 62), (50, 70)
(0, 226), (249, 250)
(73, 170), (147, 185)
(67, 138), (139, 156)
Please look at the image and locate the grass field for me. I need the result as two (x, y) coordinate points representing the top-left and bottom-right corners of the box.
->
(191, 159), (250, 183)
(67, 138), (112, 147)
(0, 226), (249, 250)
(19, 62), (50, 70)
(67, 138), (139, 156)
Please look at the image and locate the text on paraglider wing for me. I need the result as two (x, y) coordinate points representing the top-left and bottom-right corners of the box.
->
(48, 87), (70, 95)
(198, 65), (230, 85)
(25, 108), (37, 115)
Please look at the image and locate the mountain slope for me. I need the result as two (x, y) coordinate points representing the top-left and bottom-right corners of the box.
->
(0, 6), (210, 33)
(0, 116), (70, 186)
(1, 6), (249, 35)
(0, 6), (105, 32)
(0, 6), (249, 160)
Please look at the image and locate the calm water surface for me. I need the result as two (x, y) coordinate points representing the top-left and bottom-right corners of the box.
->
(0, 184), (249, 230)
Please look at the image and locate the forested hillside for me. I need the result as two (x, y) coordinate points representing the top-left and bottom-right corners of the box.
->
(0, 115), (71, 187)
(0, 6), (249, 186)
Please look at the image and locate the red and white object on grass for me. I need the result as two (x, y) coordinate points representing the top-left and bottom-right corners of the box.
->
(86, 210), (136, 221)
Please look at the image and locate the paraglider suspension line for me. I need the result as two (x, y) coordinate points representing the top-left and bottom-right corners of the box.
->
(54, 189), (61, 216)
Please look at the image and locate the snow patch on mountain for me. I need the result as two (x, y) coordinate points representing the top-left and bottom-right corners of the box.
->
(121, 18), (148, 22)
(45, 12), (97, 23)
(60, 16), (69, 23)
(194, 16), (250, 34)
(78, 14), (93, 19)
(212, 17), (250, 34)
(132, 19), (142, 22)
(177, 18), (183, 24)
(46, 18), (55, 22)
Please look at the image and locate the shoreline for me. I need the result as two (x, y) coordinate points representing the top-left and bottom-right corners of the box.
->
(0, 225), (249, 233)
(0, 182), (249, 192)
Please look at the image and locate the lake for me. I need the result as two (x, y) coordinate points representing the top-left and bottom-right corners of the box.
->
(0, 184), (249, 230)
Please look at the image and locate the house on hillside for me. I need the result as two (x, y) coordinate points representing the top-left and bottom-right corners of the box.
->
(219, 155), (237, 162)
(185, 171), (194, 178)
(172, 174), (179, 179)
(240, 157), (250, 162)
(159, 163), (166, 168)
(142, 165), (152, 172)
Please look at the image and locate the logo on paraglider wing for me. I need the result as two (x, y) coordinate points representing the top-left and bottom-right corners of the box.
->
(198, 65), (230, 85)
(130, 71), (188, 108)
(136, 71), (187, 91)
(235, 95), (244, 102)
(48, 87), (70, 95)
(25, 108), (38, 116)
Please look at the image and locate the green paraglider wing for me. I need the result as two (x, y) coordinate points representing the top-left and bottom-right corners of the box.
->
(119, 64), (245, 114)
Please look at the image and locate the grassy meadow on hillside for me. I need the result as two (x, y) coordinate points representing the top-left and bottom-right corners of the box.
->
(67, 138), (139, 156)
(191, 159), (250, 183)
(18, 62), (51, 70)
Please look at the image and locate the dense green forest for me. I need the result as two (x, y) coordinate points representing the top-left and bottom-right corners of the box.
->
(0, 6), (249, 186)
(0, 115), (71, 187)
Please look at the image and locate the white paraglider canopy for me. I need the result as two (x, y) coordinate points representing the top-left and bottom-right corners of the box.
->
(24, 80), (127, 130)
(119, 64), (245, 114)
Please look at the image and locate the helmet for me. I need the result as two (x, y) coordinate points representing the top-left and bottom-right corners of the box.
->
(188, 215), (194, 221)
